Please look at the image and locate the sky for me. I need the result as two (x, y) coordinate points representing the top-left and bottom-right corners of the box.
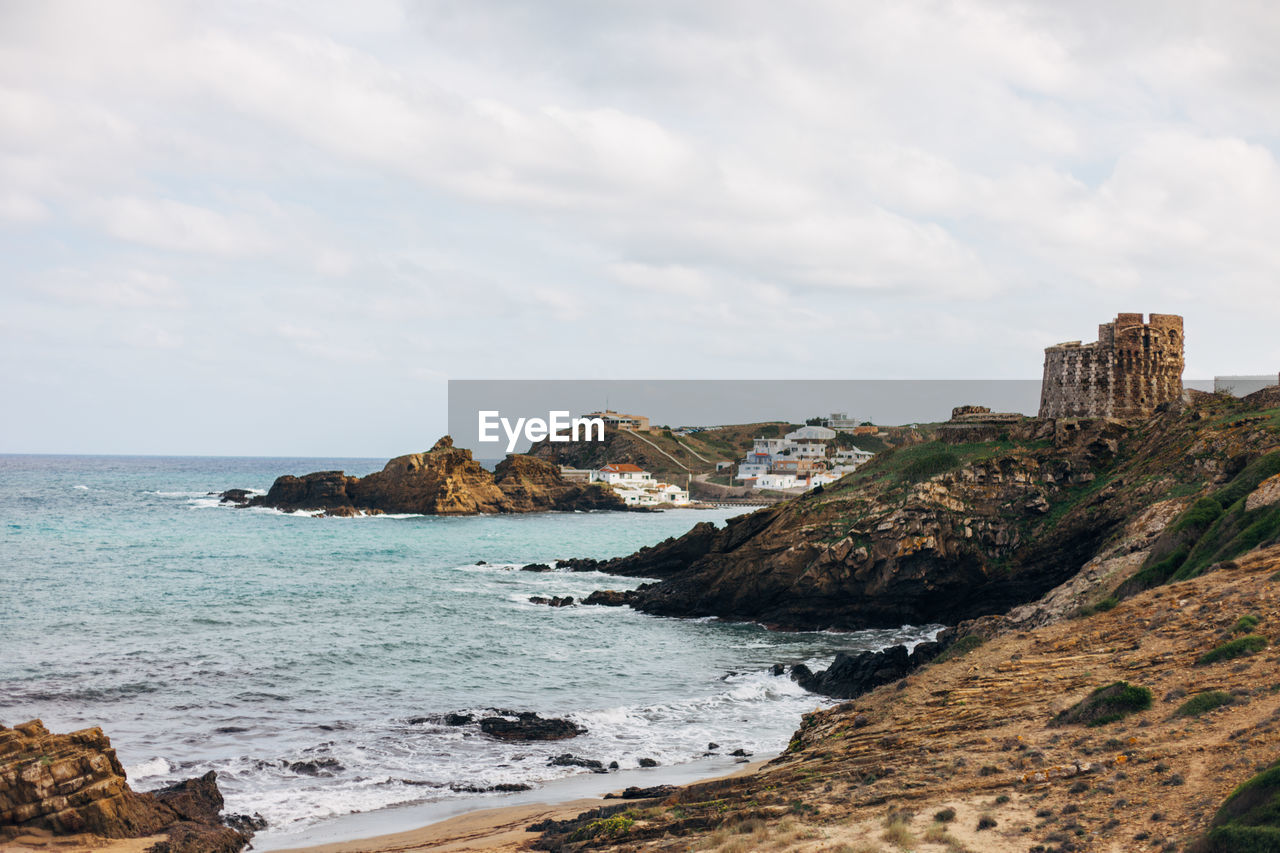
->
(2, 0), (1279, 455)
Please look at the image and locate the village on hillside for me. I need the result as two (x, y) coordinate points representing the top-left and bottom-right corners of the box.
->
(551, 410), (884, 504)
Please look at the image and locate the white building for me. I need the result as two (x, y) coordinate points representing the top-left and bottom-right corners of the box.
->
(593, 463), (690, 506)
(834, 447), (875, 466)
(593, 463), (653, 485)
(756, 473), (801, 490)
(824, 412), (862, 432)
(785, 425), (837, 443)
(783, 425), (835, 460)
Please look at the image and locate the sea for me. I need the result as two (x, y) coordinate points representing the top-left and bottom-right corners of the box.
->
(0, 455), (939, 848)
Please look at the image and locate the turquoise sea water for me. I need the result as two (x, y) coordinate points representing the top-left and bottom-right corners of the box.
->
(0, 455), (936, 844)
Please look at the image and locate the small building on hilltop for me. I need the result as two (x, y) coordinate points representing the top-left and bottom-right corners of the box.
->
(1039, 313), (1184, 420)
(586, 410), (651, 432)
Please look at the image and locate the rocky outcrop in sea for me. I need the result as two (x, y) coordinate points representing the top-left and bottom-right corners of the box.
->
(224, 436), (625, 516)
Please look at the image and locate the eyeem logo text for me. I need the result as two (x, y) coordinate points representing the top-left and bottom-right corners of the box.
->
(478, 411), (605, 453)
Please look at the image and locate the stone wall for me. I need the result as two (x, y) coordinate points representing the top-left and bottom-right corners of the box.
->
(1039, 313), (1184, 420)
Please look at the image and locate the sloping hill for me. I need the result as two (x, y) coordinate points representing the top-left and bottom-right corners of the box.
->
(533, 543), (1280, 852)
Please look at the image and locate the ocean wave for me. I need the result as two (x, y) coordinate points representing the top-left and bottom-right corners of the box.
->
(126, 756), (172, 780)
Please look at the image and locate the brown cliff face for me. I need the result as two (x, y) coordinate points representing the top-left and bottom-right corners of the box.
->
(0, 720), (247, 851)
(595, 396), (1280, 631)
(492, 455), (624, 512)
(245, 436), (624, 516)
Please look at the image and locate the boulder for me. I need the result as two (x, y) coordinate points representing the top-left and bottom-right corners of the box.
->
(529, 596), (575, 607)
(478, 713), (585, 741)
(0, 720), (249, 851)
(790, 642), (942, 699)
(604, 785), (677, 800)
(583, 590), (635, 607)
(548, 754), (605, 771)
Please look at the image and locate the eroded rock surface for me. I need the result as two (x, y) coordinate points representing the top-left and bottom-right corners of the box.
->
(0, 720), (248, 852)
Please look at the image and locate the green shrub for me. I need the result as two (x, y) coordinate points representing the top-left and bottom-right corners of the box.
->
(1125, 544), (1190, 593)
(1214, 451), (1280, 508)
(933, 807), (957, 822)
(1235, 615), (1262, 633)
(1198, 635), (1268, 666)
(1076, 596), (1119, 618)
(1175, 691), (1236, 717)
(1174, 496), (1226, 533)
(569, 815), (634, 841)
(900, 449), (962, 483)
(1189, 759), (1280, 852)
(1050, 681), (1153, 727)
(1127, 454), (1280, 593)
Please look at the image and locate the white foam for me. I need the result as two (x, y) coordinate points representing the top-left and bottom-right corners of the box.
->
(126, 756), (171, 780)
(73, 484), (89, 490)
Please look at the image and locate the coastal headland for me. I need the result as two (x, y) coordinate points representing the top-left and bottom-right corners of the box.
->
(223, 436), (625, 515)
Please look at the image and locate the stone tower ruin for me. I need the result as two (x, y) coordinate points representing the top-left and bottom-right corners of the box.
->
(1039, 313), (1185, 420)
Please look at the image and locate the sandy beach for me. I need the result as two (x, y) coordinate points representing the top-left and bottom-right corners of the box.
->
(265, 760), (769, 853)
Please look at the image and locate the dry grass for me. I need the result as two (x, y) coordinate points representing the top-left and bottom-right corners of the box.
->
(923, 819), (970, 851)
(879, 818), (915, 849)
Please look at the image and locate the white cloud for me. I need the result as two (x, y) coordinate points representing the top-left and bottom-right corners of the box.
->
(2, 0), (1280, 452)
(88, 196), (269, 256)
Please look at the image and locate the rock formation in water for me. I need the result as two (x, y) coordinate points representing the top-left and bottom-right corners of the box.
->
(228, 436), (625, 516)
(0, 719), (251, 852)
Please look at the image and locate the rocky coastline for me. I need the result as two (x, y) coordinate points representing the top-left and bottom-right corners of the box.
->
(0, 720), (256, 852)
(222, 436), (625, 516)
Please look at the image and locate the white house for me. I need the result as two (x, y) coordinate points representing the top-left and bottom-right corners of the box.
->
(756, 473), (801, 490)
(594, 463), (690, 506)
(736, 462), (769, 480)
(752, 437), (790, 456)
(834, 447), (875, 466)
(785, 425), (837, 443)
(650, 483), (691, 505)
(593, 463), (654, 485)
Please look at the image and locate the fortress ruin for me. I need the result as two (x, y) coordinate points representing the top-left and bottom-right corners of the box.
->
(1039, 313), (1185, 420)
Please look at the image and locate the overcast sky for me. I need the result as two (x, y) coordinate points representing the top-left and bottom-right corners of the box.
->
(2, 1), (1279, 455)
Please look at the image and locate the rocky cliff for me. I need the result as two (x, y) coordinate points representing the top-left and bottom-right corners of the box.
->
(236, 436), (625, 515)
(588, 393), (1280, 631)
(0, 720), (249, 852)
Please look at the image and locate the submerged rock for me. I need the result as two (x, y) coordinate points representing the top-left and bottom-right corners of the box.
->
(529, 595), (575, 607)
(548, 754), (605, 771)
(478, 713), (586, 741)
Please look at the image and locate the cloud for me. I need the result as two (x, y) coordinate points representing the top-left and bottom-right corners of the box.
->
(2, 0), (1280, 452)
(87, 196), (269, 256)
